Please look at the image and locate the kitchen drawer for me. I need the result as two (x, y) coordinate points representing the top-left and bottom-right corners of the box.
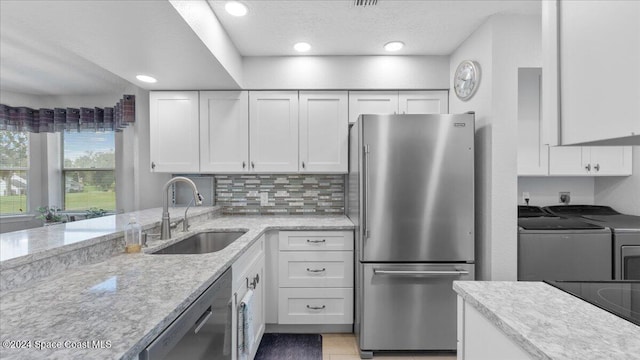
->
(279, 231), (354, 251)
(232, 235), (264, 291)
(278, 251), (354, 288)
(278, 288), (353, 324)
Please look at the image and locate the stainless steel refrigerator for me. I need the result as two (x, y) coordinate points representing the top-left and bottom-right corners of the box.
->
(347, 114), (475, 358)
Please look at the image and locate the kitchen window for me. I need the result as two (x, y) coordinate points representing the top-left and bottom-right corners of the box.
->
(62, 132), (115, 211)
(0, 130), (29, 215)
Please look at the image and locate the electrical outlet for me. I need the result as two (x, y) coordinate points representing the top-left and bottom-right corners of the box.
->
(260, 192), (269, 206)
(559, 191), (571, 204)
(522, 192), (531, 204)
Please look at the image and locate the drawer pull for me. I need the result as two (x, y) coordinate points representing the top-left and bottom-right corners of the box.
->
(306, 239), (326, 244)
(306, 305), (326, 310)
(306, 268), (326, 273)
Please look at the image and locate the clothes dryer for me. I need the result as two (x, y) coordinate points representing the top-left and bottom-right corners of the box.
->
(544, 205), (640, 280)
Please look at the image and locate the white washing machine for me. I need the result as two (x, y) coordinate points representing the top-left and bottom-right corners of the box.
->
(518, 206), (612, 281)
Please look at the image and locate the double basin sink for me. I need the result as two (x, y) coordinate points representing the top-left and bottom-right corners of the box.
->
(152, 231), (246, 255)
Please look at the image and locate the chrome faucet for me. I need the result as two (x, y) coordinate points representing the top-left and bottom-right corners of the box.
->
(161, 177), (203, 240)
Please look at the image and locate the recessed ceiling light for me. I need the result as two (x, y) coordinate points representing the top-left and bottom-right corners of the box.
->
(225, 1), (248, 17)
(294, 42), (311, 53)
(384, 41), (404, 52)
(136, 74), (157, 83)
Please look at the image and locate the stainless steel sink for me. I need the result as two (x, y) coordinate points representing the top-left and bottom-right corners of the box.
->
(152, 231), (246, 255)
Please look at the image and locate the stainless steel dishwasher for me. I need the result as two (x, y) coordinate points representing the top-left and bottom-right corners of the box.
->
(140, 268), (232, 360)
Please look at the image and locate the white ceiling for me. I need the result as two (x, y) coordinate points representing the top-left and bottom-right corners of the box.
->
(0, 0), (541, 96)
(0, 0), (240, 96)
(208, 0), (541, 56)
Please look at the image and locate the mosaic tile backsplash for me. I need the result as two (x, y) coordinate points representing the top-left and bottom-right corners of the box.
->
(215, 175), (345, 215)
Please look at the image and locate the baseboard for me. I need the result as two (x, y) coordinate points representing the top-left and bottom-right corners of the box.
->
(265, 324), (353, 334)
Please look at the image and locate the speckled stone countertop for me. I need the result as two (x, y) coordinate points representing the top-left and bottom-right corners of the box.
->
(0, 206), (215, 265)
(0, 207), (223, 291)
(454, 281), (640, 360)
(0, 215), (353, 360)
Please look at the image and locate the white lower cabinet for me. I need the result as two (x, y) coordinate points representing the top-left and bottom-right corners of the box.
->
(457, 296), (533, 360)
(232, 236), (265, 360)
(278, 288), (354, 325)
(278, 251), (354, 288)
(276, 231), (354, 326)
(230, 230), (354, 344)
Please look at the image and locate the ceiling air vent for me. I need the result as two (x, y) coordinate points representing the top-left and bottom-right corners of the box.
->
(354, 0), (378, 6)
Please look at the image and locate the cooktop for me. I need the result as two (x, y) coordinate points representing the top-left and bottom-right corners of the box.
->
(545, 280), (640, 326)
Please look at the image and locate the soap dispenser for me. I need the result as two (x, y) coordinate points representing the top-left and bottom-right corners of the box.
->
(124, 216), (142, 253)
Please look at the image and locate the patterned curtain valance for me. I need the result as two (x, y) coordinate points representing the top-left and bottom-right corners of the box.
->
(0, 95), (135, 133)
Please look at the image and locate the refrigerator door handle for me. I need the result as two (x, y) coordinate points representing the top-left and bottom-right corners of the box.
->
(373, 270), (470, 276)
(364, 144), (371, 239)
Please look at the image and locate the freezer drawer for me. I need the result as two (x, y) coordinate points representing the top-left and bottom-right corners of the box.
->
(359, 263), (474, 352)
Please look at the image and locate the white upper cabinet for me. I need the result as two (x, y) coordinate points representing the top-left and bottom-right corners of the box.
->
(149, 91), (200, 173)
(398, 91), (448, 115)
(348, 91), (448, 123)
(199, 91), (249, 173)
(348, 91), (398, 123)
(549, 146), (632, 176)
(517, 68), (549, 176)
(543, 0), (640, 145)
(249, 91), (299, 173)
(549, 147), (588, 176)
(589, 147), (633, 176)
(299, 91), (348, 173)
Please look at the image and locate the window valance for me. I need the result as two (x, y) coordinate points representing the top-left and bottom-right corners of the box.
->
(0, 95), (135, 133)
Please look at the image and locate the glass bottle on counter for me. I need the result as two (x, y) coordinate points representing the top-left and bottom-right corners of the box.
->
(124, 216), (142, 253)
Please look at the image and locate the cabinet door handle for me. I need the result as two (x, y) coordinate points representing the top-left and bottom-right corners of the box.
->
(594, 163), (600, 172)
(306, 268), (326, 273)
(306, 305), (326, 310)
(302, 161), (306, 169)
(306, 239), (326, 244)
(585, 164), (591, 172)
(242, 161), (246, 169)
(151, 161), (156, 170)
(251, 161), (255, 169)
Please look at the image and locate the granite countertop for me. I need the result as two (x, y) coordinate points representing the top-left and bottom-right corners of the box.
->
(0, 215), (354, 360)
(454, 281), (640, 360)
(0, 206), (216, 266)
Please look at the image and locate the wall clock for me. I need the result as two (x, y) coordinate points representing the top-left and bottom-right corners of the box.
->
(454, 60), (480, 101)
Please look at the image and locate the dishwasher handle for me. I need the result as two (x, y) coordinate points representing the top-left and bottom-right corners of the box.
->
(373, 269), (469, 276)
(193, 309), (212, 334)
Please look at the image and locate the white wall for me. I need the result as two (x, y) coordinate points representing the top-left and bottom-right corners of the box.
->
(518, 177), (595, 206)
(595, 147), (640, 215)
(448, 20), (494, 281)
(169, 0), (243, 86)
(243, 56), (450, 89)
(449, 14), (541, 280)
(129, 87), (170, 210)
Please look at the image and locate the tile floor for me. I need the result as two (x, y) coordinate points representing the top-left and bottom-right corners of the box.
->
(321, 333), (456, 360)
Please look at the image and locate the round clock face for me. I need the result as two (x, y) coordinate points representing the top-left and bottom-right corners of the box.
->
(454, 60), (480, 101)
